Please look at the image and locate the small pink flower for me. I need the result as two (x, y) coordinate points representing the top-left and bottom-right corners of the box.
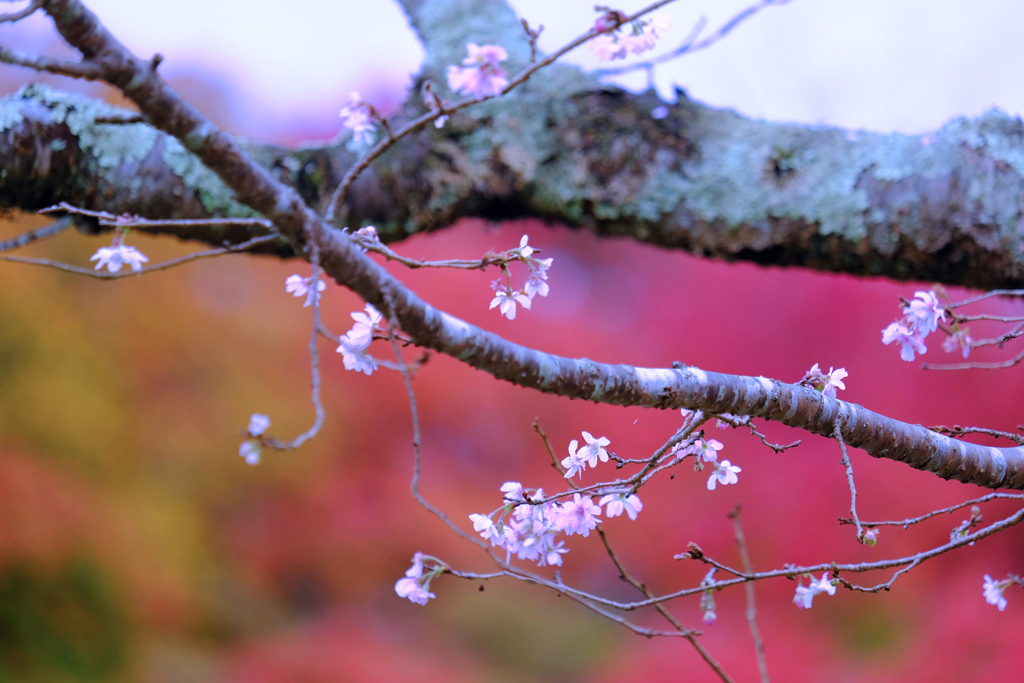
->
(447, 43), (509, 99)
(943, 328), (972, 359)
(882, 321), (928, 361)
(489, 288), (531, 320)
(903, 290), (946, 335)
(557, 494), (602, 537)
(599, 493), (643, 520)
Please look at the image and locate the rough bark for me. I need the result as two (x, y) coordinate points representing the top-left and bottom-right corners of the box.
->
(3, 1), (1024, 287)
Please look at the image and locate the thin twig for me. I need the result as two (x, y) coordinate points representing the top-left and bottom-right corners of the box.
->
(1, 233), (280, 278)
(0, 0), (41, 23)
(922, 347), (1024, 371)
(928, 424), (1024, 446)
(839, 493), (1024, 529)
(728, 506), (769, 683)
(324, 0), (680, 223)
(0, 45), (104, 79)
(0, 215), (74, 252)
(286, 263), (324, 449)
(833, 422), (864, 543)
(593, 0), (791, 77)
(596, 529), (732, 683)
(41, 202), (274, 231)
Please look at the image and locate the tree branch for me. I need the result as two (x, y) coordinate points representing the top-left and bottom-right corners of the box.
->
(24, 0), (1024, 493)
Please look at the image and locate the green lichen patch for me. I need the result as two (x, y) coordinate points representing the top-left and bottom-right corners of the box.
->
(11, 83), (158, 169)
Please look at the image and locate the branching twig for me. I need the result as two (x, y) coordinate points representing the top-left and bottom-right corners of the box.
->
(922, 347), (1024, 371)
(839, 493), (1024, 529)
(728, 507), (769, 683)
(324, 0), (679, 223)
(593, 0), (791, 77)
(833, 422), (864, 543)
(1, 233), (280, 278)
(928, 424), (1024, 446)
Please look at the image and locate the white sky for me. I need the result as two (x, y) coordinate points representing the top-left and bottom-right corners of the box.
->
(2, 0), (1023, 139)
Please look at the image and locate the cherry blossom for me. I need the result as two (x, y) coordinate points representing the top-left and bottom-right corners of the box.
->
(469, 513), (504, 546)
(90, 241), (149, 273)
(500, 481), (525, 503)
(561, 439), (587, 479)
(338, 92), (377, 145)
(239, 440), (261, 465)
(803, 363), (848, 398)
(395, 554), (436, 606)
(943, 328), (972, 359)
(337, 341), (378, 376)
(285, 274), (326, 307)
(344, 303), (383, 350)
(578, 431), (611, 467)
(588, 15), (671, 61)
(517, 234), (535, 259)
(707, 460), (741, 490)
(599, 493), (643, 520)
(903, 290), (946, 335)
(692, 438), (723, 464)
(247, 413), (270, 437)
(863, 528), (879, 546)
(489, 286), (531, 320)
(557, 494), (602, 537)
(699, 587), (717, 625)
(794, 573), (836, 609)
(882, 321), (928, 362)
(447, 43), (509, 99)
(335, 303), (382, 375)
(983, 575), (1009, 611)
(810, 573), (837, 597)
(793, 583), (815, 609)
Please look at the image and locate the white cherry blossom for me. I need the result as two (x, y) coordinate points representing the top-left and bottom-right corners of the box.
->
(90, 242), (149, 273)
(707, 460), (741, 490)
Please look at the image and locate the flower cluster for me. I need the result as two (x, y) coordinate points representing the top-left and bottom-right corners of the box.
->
(336, 303), (383, 375)
(338, 92), (377, 146)
(793, 573), (836, 609)
(669, 433), (742, 490)
(466, 481), (643, 571)
(489, 235), (553, 320)
(882, 290), (962, 361)
(394, 553), (443, 606)
(238, 413), (269, 465)
(447, 43), (509, 99)
(90, 236), (149, 273)
(285, 273), (326, 307)
(589, 8), (671, 61)
(801, 363), (848, 399)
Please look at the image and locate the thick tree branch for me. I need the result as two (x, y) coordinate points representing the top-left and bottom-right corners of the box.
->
(4, 31), (1024, 287)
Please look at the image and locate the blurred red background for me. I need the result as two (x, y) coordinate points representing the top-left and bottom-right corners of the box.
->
(2, 84), (1024, 683)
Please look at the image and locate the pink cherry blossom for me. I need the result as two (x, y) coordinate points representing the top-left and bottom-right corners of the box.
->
(557, 494), (602, 537)
(903, 290), (946, 335)
(561, 439), (587, 479)
(447, 43), (509, 99)
(599, 493), (643, 520)
(285, 274), (326, 307)
(339, 92), (377, 145)
(983, 575), (1009, 611)
(943, 328), (973, 359)
(882, 321), (928, 361)
(578, 431), (611, 467)
(707, 460), (741, 490)
(490, 288), (531, 320)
